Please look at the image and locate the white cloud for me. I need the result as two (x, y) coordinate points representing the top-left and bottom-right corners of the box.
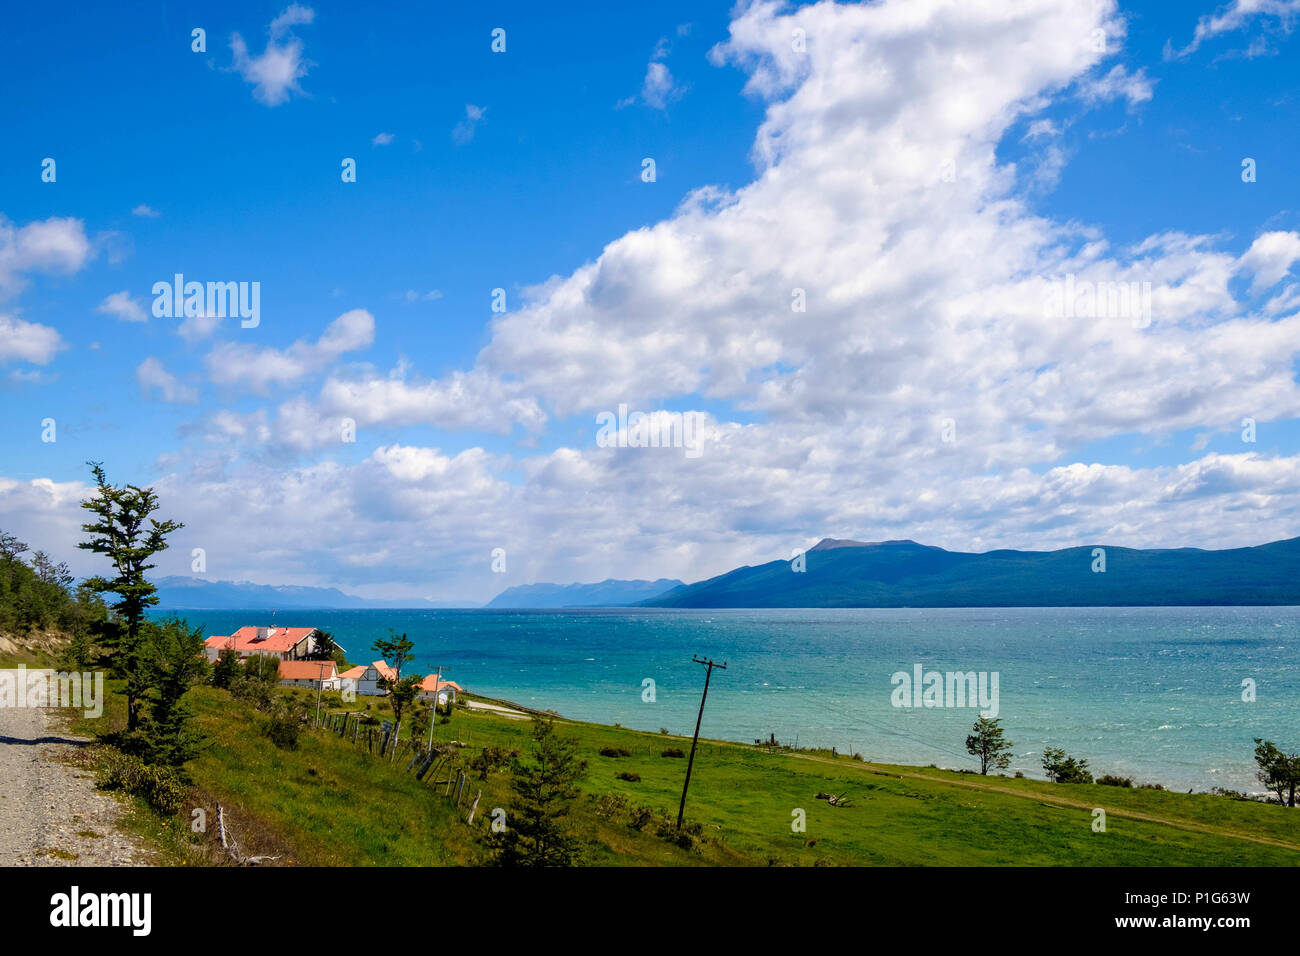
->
(96, 290), (147, 323)
(267, 366), (547, 452)
(177, 311), (223, 342)
(0, 313), (64, 365)
(1078, 64), (1154, 109)
(1169, 0), (1300, 58)
(131, 204), (161, 218)
(13, 0), (1300, 601)
(372, 132), (395, 146)
(0, 215), (92, 297)
(137, 357), (199, 404)
(206, 308), (374, 392)
(1237, 230), (1300, 293)
(230, 4), (315, 106)
(401, 289), (442, 303)
(641, 61), (682, 110)
(452, 104), (486, 145)
(269, 3), (314, 38)
(621, 37), (686, 110)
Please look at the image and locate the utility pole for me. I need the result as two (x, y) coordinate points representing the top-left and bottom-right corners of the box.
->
(677, 656), (726, 830)
(315, 661), (327, 728)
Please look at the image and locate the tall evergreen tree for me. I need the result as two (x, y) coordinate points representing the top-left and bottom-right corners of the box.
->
(78, 462), (183, 731)
(488, 717), (588, 866)
(130, 618), (209, 766)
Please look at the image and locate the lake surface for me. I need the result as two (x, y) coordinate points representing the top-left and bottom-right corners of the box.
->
(165, 606), (1300, 793)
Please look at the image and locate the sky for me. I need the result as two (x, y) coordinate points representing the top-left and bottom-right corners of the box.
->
(2, 0), (1300, 603)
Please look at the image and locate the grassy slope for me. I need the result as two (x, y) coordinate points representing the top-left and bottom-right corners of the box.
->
(87, 682), (1300, 867)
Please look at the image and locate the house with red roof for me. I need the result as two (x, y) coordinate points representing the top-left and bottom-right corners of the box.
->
(417, 674), (462, 706)
(339, 660), (396, 697)
(278, 659), (340, 690)
(203, 625), (320, 664)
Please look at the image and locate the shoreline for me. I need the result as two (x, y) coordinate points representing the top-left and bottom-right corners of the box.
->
(460, 690), (1275, 802)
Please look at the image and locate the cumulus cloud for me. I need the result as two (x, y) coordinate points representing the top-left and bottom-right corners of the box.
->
(452, 105), (486, 145)
(620, 37), (686, 110)
(1078, 64), (1154, 108)
(96, 290), (147, 323)
(0, 215), (92, 297)
(13, 0), (1300, 601)
(230, 3), (315, 106)
(0, 313), (64, 365)
(266, 366), (547, 452)
(206, 308), (374, 392)
(1238, 231), (1300, 293)
(131, 204), (161, 218)
(177, 311), (223, 342)
(137, 357), (199, 404)
(372, 132), (395, 146)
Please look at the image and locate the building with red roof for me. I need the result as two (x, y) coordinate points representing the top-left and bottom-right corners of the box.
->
(203, 625), (320, 663)
(417, 674), (463, 705)
(278, 659), (340, 690)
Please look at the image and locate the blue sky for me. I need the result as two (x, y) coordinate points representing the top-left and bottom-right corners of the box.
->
(3, 0), (1300, 602)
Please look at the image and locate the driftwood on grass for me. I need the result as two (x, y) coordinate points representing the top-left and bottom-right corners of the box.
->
(217, 802), (280, 866)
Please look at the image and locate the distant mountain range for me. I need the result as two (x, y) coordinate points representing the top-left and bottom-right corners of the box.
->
(641, 537), (1300, 608)
(153, 577), (475, 610)
(155, 536), (1300, 611)
(484, 578), (684, 609)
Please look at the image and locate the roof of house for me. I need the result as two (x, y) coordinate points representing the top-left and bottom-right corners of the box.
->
(279, 660), (338, 681)
(418, 675), (463, 693)
(372, 660), (396, 681)
(339, 665), (367, 680)
(204, 626), (317, 654)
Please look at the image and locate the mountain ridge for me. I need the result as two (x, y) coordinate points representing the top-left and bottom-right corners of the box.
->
(153, 576), (474, 610)
(642, 537), (1300, 608)
(485, 578), (684, 609)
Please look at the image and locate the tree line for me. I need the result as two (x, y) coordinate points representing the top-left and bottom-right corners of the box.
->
(965, 715), (1300, 803)
(2, 463), (205, 781)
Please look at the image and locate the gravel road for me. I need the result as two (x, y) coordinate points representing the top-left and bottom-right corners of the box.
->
(0, 705), (150, 866)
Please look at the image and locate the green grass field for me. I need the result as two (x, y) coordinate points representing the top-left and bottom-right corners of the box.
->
(65, 678), (1300, 867)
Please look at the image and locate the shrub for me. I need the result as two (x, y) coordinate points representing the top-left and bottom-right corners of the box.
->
(599, 746), (630, 758)
(231, 673), (275, 711)
(211, 647), (242, 689)
(1097, 774), (1133, 788)
(1042, 747), (1093, 784)
(661, 748), (686, 758)
(263, 698), (307, 750)
(96, 750), (187, 816)
(592, 793), (631, 820)
(616, 771), (642, 782)
(470, 745), (518, 781)
(654, 817), (703, 851)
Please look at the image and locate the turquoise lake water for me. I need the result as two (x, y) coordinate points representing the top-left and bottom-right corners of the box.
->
(166, 606), (1300, 793)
